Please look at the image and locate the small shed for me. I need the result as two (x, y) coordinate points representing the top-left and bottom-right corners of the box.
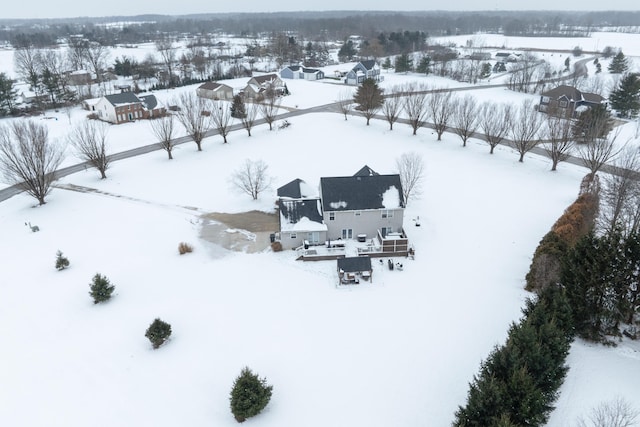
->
(337, 256), (373, 285)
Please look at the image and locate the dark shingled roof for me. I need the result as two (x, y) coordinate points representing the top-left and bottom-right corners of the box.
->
(353, 165), (379, 177)
(279, 198), (323, 225)
(278, 178), (306, 198)
(360, 60), (377, 70)
(320, 174), (404, 212)
(542, 85), (604, 103)
(104, 92), (142, 105)
(252, 74), (279, 84)
(139, 94), (158, 110)
(198, 81), (228, 90)
(338, 256), (372, 273)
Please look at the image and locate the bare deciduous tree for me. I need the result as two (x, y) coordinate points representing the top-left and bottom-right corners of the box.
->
(598, 148), (640, 236)
(382, 85), (403, 130)
(395, 152), (425, 206)
(84, 42), (109, 95)
(175, 92), (211, 151)
(510, 99), (544, 162)
(149, 114), (176, 160)
(428, 89), (454, 141)
(542, 113), (574, 171)
(231, 159), (272, 200)
(480, 102), (513, 154)
(156, 39), (177, 87)
(241, 102), (259, 136)
(0, 121), (64, 205)
(210, 100), (233, 143)
(260, 96), (281, 131)
(577, 127), (623, 175)
(68, 120), (110, 179)
(336, 89), (353, 120)
(577, 397), (639, 427)
(403, 83), (428, 136)
(14, 46), (43, 106)
(452, 94), (479, 147)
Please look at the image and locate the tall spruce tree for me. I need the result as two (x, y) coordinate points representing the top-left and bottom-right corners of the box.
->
(571, 104), (613, 143)
(353, 78), (384, 125)
(609, 73), (640, 118)
(608, 50), (629, 74)
(230, 94), (246, 119)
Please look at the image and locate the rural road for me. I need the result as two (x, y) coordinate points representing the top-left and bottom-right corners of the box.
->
(0, 56), (607, 203)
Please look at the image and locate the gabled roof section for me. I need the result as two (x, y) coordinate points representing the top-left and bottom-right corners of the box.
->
(279, 198), (325, 231)
(284, 65), (302, 71)
(353, 165), (379, 177)
(139, 94), (158, 110)
(277, 178), (317, 199)
(104, 92), (142, 106)
(360, 60), (377, 70)
(320, 173), (404, 212)
(542, 85), (604, 104)
(198, 81), (231, 91)
(338, 256), (372, 273)
(251, 73), (279, 84)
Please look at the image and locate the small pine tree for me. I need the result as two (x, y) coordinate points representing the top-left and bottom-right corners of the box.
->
(608, 50), (629, 74)
(55, 250), (70, 270)
(230, 94), (246, 119)
(145, 318), (172, 349)
(230, 367), (273, 423)
(89, 273), (115, 304)
(609, 73), (640, 118)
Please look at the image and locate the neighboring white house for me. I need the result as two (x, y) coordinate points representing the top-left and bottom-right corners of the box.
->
(345, 60), (382, 85)
(196, 81), (234, 100)
(280, 65), (325, 81)
(243, 73), (284, 99)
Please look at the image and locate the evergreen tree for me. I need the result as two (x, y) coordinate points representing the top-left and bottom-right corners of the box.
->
(480, 62), (492, 78)
(230, 94), (246, 119)
(564, 56), (571, 71)
(337, 40), (357, 62)
(609, 73), (640, 118)
(89, 273), (115, 304)
(0, 72), (18, 115)
(416, 55), (431, 75)
(145, 318), (172, 349)
(571, 104), (613, 143)
(394, 53), (413, 73)
(608, 51), (629, 74)
(55, 250), (70, 270)
(353, 78), (384, 125)
(230, 367), (273, 423)
(382, 57), (392, 71)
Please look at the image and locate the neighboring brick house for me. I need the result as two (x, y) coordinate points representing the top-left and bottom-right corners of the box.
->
(276, 178), (327, 250)
(196, 81), (234, 100)
(93, 91), (165, 124)
(319, 166), (404, 242)
(539, 85), (605, 117)
(345, 60), (382, 85)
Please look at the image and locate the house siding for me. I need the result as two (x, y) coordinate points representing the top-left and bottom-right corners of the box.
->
(279, 230), (328, 250)
(324, 209), (404, 241)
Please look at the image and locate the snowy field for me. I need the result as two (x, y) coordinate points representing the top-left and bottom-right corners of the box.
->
(2, 31), (640, 426)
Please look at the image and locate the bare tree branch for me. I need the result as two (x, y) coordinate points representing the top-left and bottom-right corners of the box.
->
(67, 120), (110, 179)
(174, 92), (211, 151)
(396, 152), (425, 206)
(0, 120), (65, 205)
(149, 113), (176, 160)
(210, 100), (233, 143)
(452, 94), (479, 147)
(542, 113), (574, 171)
(510, 99), (544, 162)
(260, 96), (281, 131)
(428, 89), (454, 141)
(241, 102), (259, 136)
(336, 89), (354, 120)
(480, 102), (513, 154)
(577, 127), (624, 175)
(230, 159), (272, 200)
(382, 85), (402, 130)
(403, 83), (428, 136)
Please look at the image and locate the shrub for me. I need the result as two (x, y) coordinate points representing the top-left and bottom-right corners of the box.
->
(230, 367), (273, 423)
(270, 241), (283, 252)
(89, 273), (115, 304)
(55, 250), (70, 270)
(178, 242), (193, 255)
(145, 318), (172, 349)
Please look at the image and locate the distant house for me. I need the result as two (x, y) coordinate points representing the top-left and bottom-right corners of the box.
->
(196, 81), (234, 100)
(93, 91), (165, 124)
(280, 65), (325, 81)
(539, 85), (605, 117)
(319, 166), (405, 242)
(243, 73), (284, 99)
(276, 179), (327, 250)
(345, 60), (382, 85)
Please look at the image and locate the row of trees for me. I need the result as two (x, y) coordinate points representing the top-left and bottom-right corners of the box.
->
(350, 79), (619, 172)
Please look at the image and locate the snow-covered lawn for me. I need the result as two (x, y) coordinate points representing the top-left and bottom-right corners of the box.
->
(3, 106), (632, 427)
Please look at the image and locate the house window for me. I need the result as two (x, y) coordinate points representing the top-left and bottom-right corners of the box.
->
(559, 100), (568, 108)
(329, 212), (335, 221)
(542, 96), (550, 103)
(354, 211), (361, 216)
(342, 229), (353, 239)
(381, 210), (393, 219)
(290, 233), (297, 239)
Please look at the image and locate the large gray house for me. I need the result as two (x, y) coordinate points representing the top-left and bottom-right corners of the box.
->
(319, 166), (405, 242)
